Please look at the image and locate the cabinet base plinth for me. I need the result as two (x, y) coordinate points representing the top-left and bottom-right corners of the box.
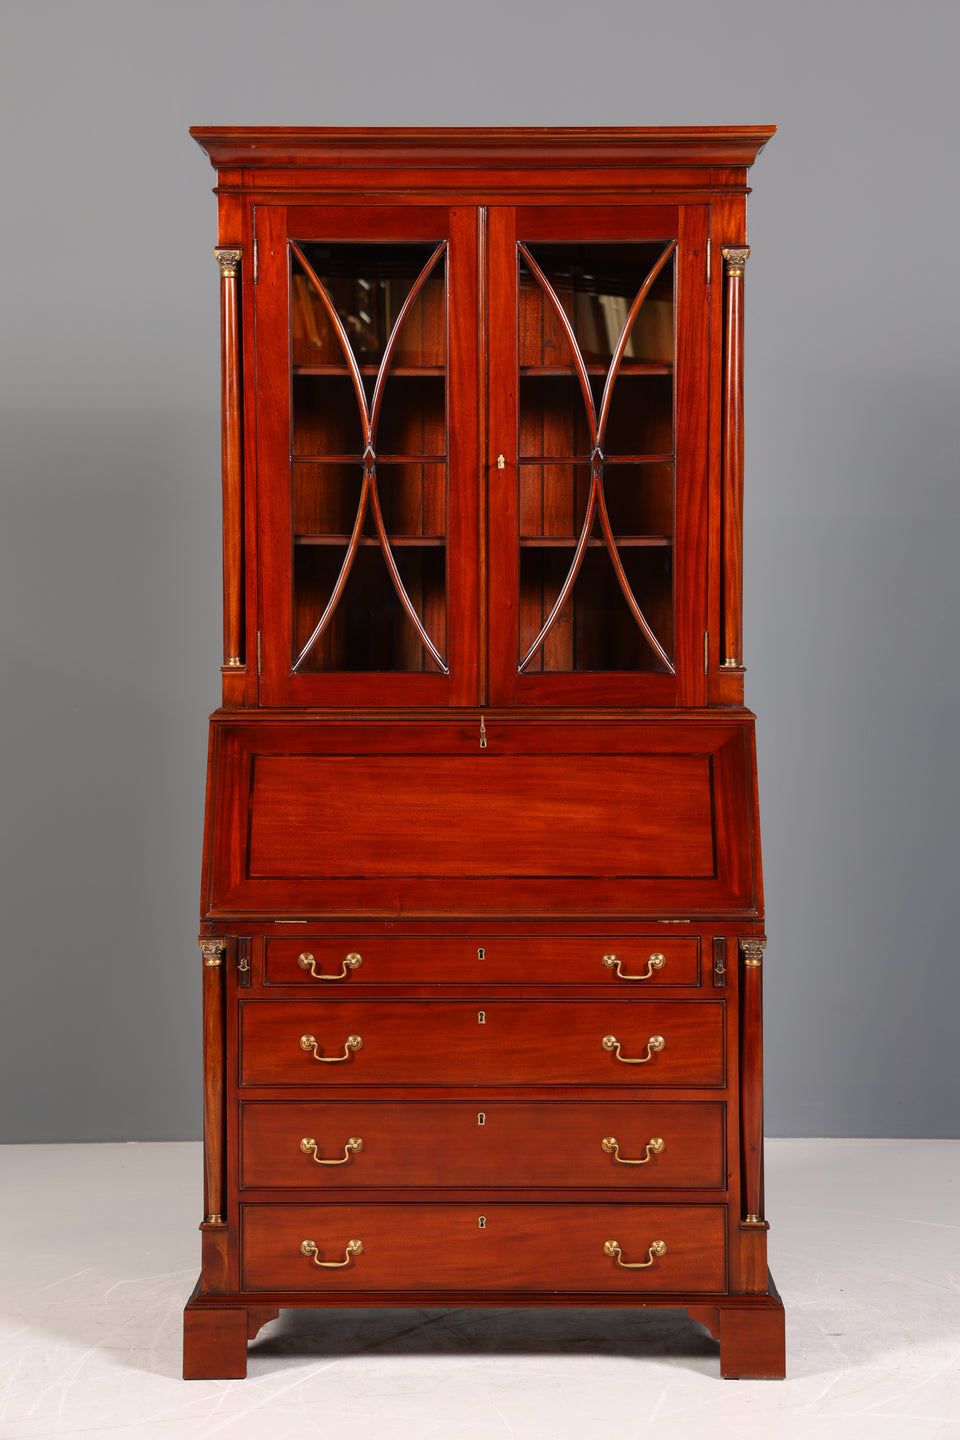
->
(183, 1284), (279, 1380)
(689, 1274), (786, 1379)
(182, 1275), (785, 1380)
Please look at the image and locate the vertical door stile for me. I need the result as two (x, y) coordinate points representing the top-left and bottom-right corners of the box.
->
(254, 204), (293, 706)
(675, 205), (711, 706)
(447, 207), (482, 707)
(485, 208), (520, 707)
(477, 204), (488, 708)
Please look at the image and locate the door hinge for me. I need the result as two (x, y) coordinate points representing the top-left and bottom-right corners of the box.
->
(257, 630), (262, 675)
(706, 238), (711, 286)
(253, 238), (258, 284)
(704, 631), (709, 674)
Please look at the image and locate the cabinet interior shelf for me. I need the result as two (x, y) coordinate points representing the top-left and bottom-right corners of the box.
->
(293, 364), (446, 377)
(293, 453), (447, 465)
(520, 535), (672, 548)
(519, 363), (672, 376)
(518, 453), (674, 466)
(295, 534), (445, 547)
(291, 363), (670, 378)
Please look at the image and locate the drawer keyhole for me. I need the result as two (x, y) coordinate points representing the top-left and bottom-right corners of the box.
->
(477, 1112), (486, 1125)
(478, 1215), (487, 1229)
(478, 1010), (486, 1024)
(477, 947), (485, 960)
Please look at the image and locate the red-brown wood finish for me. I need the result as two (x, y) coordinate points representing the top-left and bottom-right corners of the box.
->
(241, 1202), (727, 1293)
(185, 127), (782, 1382)
(721, 247), (747, 668)
(199, 938), (226, 1223)
(263, 932), (701, 987)
(216, 250), (244, 671)
(240, 1099), (725, 1189)
(738, 936), (770, 1294)
(202, 713), (761, 920)
(239, 999), (725, 1087)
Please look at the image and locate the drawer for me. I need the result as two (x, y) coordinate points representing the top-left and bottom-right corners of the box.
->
(264, 935), (700, 988)
(239, 1000), (725, 1087)
(240, 1100), (725, 1189)
(241, 1201), (727, 1293)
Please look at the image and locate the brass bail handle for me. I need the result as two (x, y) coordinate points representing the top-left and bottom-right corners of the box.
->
(604, 1239), (666, 1270)
(300, 1136), (364, 1166)
(300, 1034), (363, 1063)
(602, 1034), (665, 1065)
(602, 952), (665, 982)
(300, 1239), (363, 1269)
(298, 951), (363, 981)
(601, 1136), (665, 1166)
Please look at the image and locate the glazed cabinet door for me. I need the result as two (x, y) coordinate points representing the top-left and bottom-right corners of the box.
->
(487, 205), (710, 706)
(256, 205), (480, 706)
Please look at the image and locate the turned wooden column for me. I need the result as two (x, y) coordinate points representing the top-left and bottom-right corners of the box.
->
(738, 935), (769, 1293)
(738, 935), (766, 1222)
(198, 938), (227, 1225)
(721, 246), (749, 669)
(215, 248), (244, 670)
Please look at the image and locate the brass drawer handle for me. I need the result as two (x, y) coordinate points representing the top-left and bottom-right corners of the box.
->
(601, 1136), (665, 1165)
(602, 1034), (665, 1065)
(602, 952), (666, 981)
(604, 1239), (666, 1270)
(299, 1033), (363, 1062)
(300, 1136), (364, 1165)
(300, 1238), (363, 1268)
(298, 951), (363, 981)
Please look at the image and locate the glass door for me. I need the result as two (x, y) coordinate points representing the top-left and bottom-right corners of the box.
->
(487, 205), (709, 706)
(257, 206), (479, 706)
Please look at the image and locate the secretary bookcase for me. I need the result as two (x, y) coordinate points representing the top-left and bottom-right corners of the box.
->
(184, 127), (784, 1380)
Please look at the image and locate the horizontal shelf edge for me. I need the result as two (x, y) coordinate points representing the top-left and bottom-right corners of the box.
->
(295, 534), (445, 547)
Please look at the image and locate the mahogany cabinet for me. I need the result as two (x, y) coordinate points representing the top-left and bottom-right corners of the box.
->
(184, 127), (784, 1381)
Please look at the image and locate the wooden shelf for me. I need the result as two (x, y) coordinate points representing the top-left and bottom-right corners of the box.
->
(293, 453), (447, 465)
(520, 535), (672, 548)
(520, 362), (672, 376)
(518, 453), (674, 466)
(293, 364), (445, 377)
(295, 534), (445, 547)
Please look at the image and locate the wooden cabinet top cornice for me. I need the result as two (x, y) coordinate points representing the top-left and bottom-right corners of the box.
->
(190, 125), (776, 178)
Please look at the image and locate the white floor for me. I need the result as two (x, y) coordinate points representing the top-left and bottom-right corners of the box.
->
(1, 1141), (958, 1439)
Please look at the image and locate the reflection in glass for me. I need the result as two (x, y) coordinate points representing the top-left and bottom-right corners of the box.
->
(288, 241), (448, 673)
(517, 240), (676, 673)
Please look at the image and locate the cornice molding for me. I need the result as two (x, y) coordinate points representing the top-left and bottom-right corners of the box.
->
(190, 125), (776, 173)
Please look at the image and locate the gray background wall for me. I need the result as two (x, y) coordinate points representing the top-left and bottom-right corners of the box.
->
(1, 1), (957, 1142)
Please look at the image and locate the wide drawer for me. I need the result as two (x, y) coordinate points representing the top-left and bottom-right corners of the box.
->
(240, 1100), (726, 1189)
(241, 1202), (727, 1293)
(239, 1000), (725, 1087)
(265, 935), (700, 988)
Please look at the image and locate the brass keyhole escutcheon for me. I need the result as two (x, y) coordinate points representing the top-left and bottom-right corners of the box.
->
(477, 947), (485, 960)
(477, 1112), (486, 1125)
(478, 1010), (486, 1024)
(478, 1215), (487, 1229)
